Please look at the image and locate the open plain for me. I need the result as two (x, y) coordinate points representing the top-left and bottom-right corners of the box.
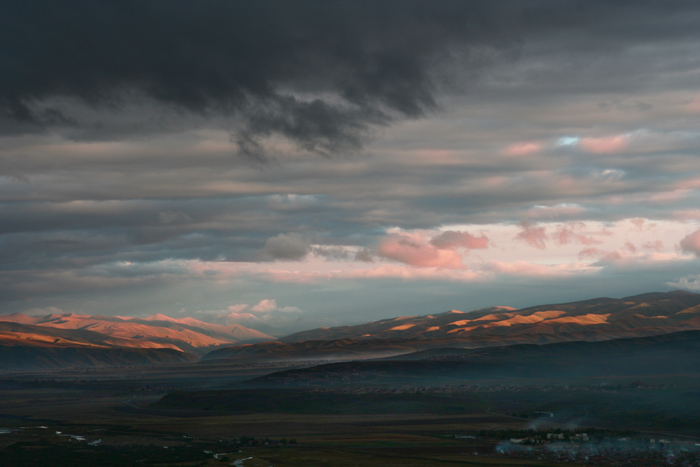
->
(2, 358), (700, 466)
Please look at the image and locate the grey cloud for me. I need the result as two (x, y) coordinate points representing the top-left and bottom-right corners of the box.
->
(158, 211), (193, 225)
(256, 233), (310, 261)
(311, 245), (351, 261)
(0, 129), (695, 280)
(236, 95), (390, 161)
(679, 230), (700, 256)
(430, 230), (489, 250)
(667, 274), (700, 292)
(7, 1), (700, 156)
(355, 248), (375, 263)
(1, 1), (515, 154)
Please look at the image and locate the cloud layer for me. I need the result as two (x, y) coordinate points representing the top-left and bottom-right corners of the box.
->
(3, 2), (700, 332)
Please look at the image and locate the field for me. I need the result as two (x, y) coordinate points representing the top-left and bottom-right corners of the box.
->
(1, 362), (700, 466)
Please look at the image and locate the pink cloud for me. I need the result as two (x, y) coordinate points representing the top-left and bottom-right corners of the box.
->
(430, 230), (489, 250)
(578, 243), (682, 266)
(673, 209), (700, 221)
(578, 247), (607, 260)
(579, 135), (628, 154)
(597, 251), (623, 263)
(630, 218), (645, 230)
(680, 229), (700, 256)
(630, 218), (656, 231)
(378, 234), (464, 268)
(642, 240), (663, 251)
(504, 142), (542, 157)
(650, 189), (692, 202)
(515, 222), (547, 249)
(181, 218), (694, 286)
(484, 176), (508, 188)
(675, 177), (700, 190)
(686, 97), (700, 113)
(552, 222), (600, 246)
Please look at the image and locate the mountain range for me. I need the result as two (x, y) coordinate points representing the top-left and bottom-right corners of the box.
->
(0, 312), (273, 370)
(4, 290), (700, 370)
(205, 290), (700, 361)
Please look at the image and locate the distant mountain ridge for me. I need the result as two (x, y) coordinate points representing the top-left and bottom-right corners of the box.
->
(5, 290), (700, 369)
(0, 312), (275, 369)
(281, 291), (700, 342)
(280, 307), (515, 342)
(205, 290), (700, 361)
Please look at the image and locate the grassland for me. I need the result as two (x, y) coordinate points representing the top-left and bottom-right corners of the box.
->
(1, 362), (699, 466)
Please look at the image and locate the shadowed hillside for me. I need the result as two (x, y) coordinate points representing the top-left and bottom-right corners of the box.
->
(0, 344), (196, 370)
(249, 329), (700, 384)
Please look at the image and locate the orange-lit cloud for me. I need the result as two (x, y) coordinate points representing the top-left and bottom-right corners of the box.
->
(504, 142), (542, 156)
(370, 229), (490, 269)
(378, 233), (464, 268)
(579, 135), (628, 153)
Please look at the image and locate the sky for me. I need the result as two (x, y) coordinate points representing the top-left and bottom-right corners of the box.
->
(3, 1), (700, 335)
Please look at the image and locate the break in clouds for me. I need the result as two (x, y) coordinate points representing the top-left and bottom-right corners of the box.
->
(3, 1), (700, 330)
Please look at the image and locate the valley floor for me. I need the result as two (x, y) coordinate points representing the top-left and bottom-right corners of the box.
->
(1, 362), (700, 466)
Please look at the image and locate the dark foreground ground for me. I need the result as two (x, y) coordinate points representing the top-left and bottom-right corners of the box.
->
(1, 361), (700, 466)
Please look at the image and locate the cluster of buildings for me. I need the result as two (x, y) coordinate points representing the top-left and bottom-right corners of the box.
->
(495, 435), (699, 466)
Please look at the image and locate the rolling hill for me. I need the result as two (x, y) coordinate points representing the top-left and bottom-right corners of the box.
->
(249, 328), (700, 385)
(0, 343), (197, 371)
(0, 312), (275, 370)
(281, 290), (700, 343)
(205, 290), (700, 361)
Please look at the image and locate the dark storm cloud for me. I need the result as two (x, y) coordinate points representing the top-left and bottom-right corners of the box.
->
(6, 1), (700, 157)
(3, 0), (507, 155)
